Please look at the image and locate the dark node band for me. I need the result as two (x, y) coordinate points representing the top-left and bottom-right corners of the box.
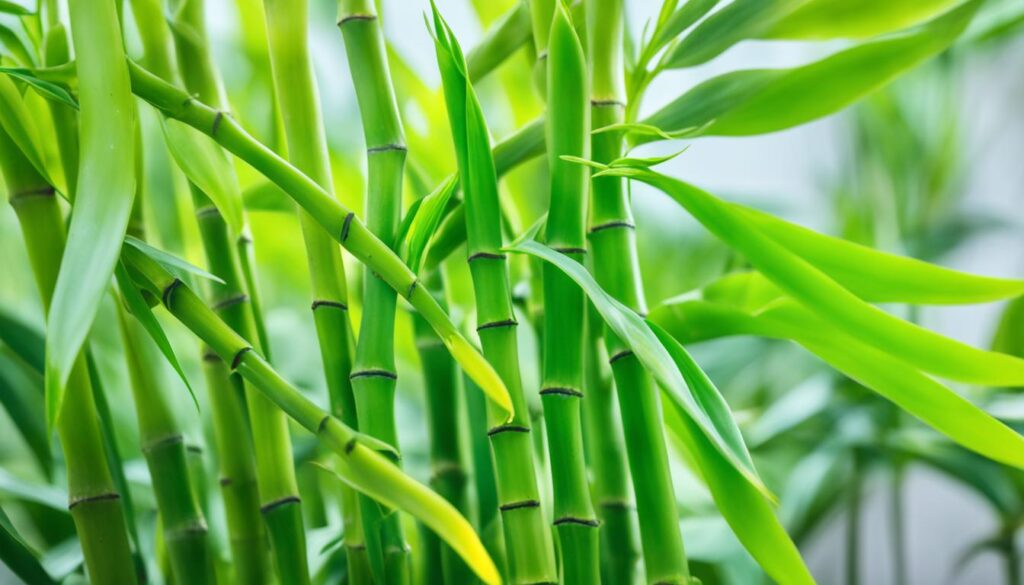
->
(344, 437), (358, 455)
(350, 369), (398, 381)
(162, 278), (183, 308)
(317, 415), (331, 434)
(467, 251), (506, 263)
(608, 349), (634, 364)
(186, 444), (203, 454)
(367, 143), (408, 154)
(212, 293), (249, 311)
(202, 350), (221, 363)
(553, 516), (600, 527)
(68, 492), (120, 510)
(477, 318), (518, 332)
(142, 433), (185, 454)
(210, 111), (225, 136)
(195, 205), (220, 219)
(311, 299), (348, 311)
(219, 477), (233, 487)
(10, 186), (56, 202)
(406, 279), (418, 298)
(591, 98), (626, 108)
(260, 495), (301, 514)
(230, 346), (253, 370)
(337, 13), (376, 26)
(499, 500), (540, 512)
(600, 499), (636, 511)
(540, 387), (583, 398)
(554, 246), (587, 256)
(487, 424), (530, 437)
(340, 212), (355, 242)
(589, 220), (636, 234)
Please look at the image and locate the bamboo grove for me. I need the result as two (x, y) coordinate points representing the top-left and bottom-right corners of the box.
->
(1, 0), (1023, 584)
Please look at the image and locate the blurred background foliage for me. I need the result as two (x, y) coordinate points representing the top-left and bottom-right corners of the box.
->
(1, 0), (1024, 583)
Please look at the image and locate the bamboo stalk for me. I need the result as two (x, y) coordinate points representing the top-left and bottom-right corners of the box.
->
(335, 1), (410, 581)
(122, 245), (501, 585)
(412, 270), (474, 584)
(0, 126), (138, 585)
(538, 4), (600, 583)
(126, 2), (276, 579)
(586, 0), (691, 582)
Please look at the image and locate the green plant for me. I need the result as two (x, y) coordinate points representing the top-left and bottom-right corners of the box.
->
(1, 0), (1022, 584)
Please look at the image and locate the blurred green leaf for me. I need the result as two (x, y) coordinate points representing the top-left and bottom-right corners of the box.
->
(0, 23), (35, 67)
(602, 166), (1024, 386)
(0, 66), (77, 109)
(0, 308), (44, 373)
(0, 507), (56, 585)
(403, 175), (458, 274)
(0, 74), (58, 193)
(0, 1), (32, 15)
(765, 0), (965, 39)
(0, 467), (67, 510)
(645, 1), (982, 138)
(0, 351), (50, 473)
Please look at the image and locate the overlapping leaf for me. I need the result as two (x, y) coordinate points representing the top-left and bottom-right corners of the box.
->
(642, 1), (982, 140)
(599, 166), (1024, 386)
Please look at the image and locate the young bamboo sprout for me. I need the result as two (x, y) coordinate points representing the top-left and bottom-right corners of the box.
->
(587, 0), (691, 581)
(539, 4), (601, 583)
(0, 125), (138, 585)
(430, 6), (558, 583)
(336, 0), (410, 581)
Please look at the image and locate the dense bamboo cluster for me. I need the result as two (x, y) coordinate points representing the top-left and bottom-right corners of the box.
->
(1, 1), (1022, 585)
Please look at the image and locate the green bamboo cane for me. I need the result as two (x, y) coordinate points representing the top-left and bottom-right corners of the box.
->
(0, 127), (138, 585)
(126, 61), (513, 424)
(121, 244), (503, 585)
(586, 0), (690, 582)
(167, 1), (311, 581)
(412, 270), (474, 584)
(128, 2), (276, 580)
(582, 304), (640, 583)
(334, 1), (411, 582)
(536, 4), (600, 583)
(430, 8), (558, 582)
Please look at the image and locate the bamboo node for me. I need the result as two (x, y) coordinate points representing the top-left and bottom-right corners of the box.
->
(340, 212), (355, 242)
(589, 220), (636, 234)
(553, 516), (600, 527)
(487, 424), (530, 437)
(540, 386), (583, 398)
(477, 318), (518, 332)
(337, 13), (377, 27)
(608, 349), (635, 364)
(260, 495), (301, 514)
(317, 415), (331, 434)
(142, 433), (185, 454)
(162, 278), (183, 308)
(311, 299), (348, 311)
(350, 369), (398, 381)
(194, 205), (220, 219)
(553, 246), (587, 256)
(212, 293), (249, 311)
(9, 186), (55, 203)
(499, 499), (540, 512)
(230, 346), (253, 370)
(344, 437), (358, 455)
(467, 251), (506, 263)
(210, 111), (225, 136)
(68, 491), (121, 510)
(591, 98), (626, 108)
(366, 143), (407, 154)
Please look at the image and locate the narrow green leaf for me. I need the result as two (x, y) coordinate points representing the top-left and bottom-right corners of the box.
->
(606, 166), (1024, 386)
(645, 1), (981, 138)
(159, 116), (244, 236)
(662, 0), (792, 69)
(403, 175), (458, 274)
(114, 262), (199, 412)
(123, 236), (225, 285)
(505, 238), (770, 496)
(736, 205), (1024, 304)
(0, 507), (57, 585)
(0, 308), (44, 372)
(765, 0), (965, 39)
(0, 352), (50, 472)
(658, 373), (816, 585)
(0, 23), (35, 67)
(0, 66), (77, 109)
(44, 7), (136, 433)
(651, 298), (1024, 469)
(0, 73), (56, 191)
(611, 146), (689, 169)
(0, 467), (67, 510)
(649, 0), (722, 55)
(0, 1), (32, 15)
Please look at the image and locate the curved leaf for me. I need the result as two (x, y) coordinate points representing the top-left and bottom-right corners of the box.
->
(44, 6), (135, 433)
(504, 237), (770, 497)
(644, 1), (982, 139)
(0, 74), (56, 191)
(735, 204), (1024, 304)
(403, 175), (457, 274)
(651, 298), (1024, 469)
(602, 166), (1024, 386)
(0, 307), (44, 372)
(0, 66), (78, 109)
(123, 236), (225, 285)
(0, 23), (34, 67)
(0, 507), (56, 585)
(765, 0), (966, 39)
(0, 1), (32, 15)
(159, 116), (244, 236)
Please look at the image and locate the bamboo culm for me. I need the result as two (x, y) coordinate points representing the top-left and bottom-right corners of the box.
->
(0, 126), (138, 585)
(336, 0), (410, 581)
(587, 0), (691, 582)
(539, 4), (601, 584)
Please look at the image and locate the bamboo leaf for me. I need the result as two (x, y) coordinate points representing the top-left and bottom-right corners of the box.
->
(662, 0), (792, 69)
(114, 261), (199, 412)
(602, 166), (1024, 386)
(504, 238), (770, 496)
(734, 206), (1024, 304)
(0, 1), (32, 15)
(645, 1), (982, 139)
(159, 116), (244, 236)
(0, 507), (56, 585)
(0, 467), (67, 510)
(123, 236), (225, 285)
(648, 0), (722, 55)
(403, 175), (458, 274)
(0, 307), (44, 372)
(0, 352), (50, 472)
(43, 11), (135, 433)
(657, 366), (816, 585)
(0, 23), (35, 67)
(0, 74), (57, 192)
(765, 0), (966, 39)
(651, 298), (1024, 468)
(0, 66), (77, 109)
